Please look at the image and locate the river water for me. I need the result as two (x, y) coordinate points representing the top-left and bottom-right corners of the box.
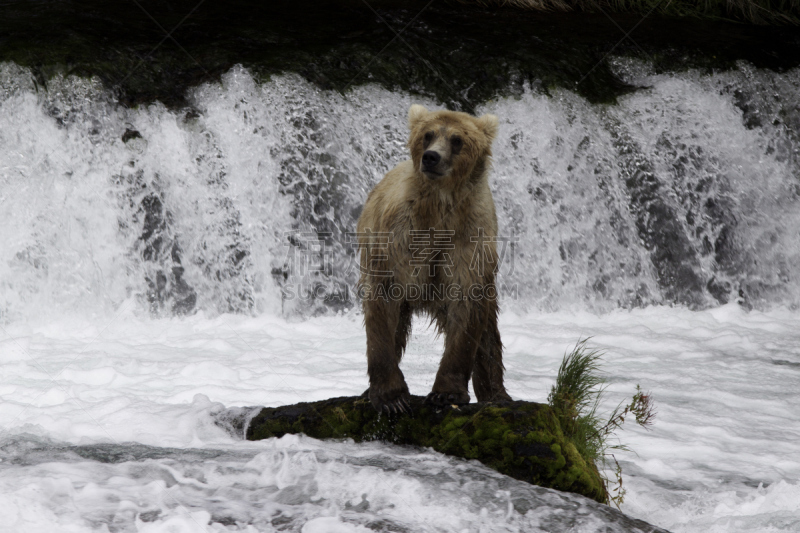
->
(1, 59), (799, 531)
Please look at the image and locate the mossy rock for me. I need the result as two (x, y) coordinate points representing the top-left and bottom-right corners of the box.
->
(246, 395), (608, 504)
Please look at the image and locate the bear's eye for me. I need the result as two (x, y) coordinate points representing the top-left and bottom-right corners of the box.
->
(423, 131), (434, 144)
(451, 136), (463, 150)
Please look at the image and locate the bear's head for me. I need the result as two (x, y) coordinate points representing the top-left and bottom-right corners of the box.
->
(407, 104), (498, 187)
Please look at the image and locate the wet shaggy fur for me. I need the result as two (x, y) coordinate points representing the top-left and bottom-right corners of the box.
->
(357, 104), (512, 413)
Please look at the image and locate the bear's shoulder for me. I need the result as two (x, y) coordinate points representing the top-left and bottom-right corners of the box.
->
(358, 160), (416, 234)
(372, 159), (416, 203)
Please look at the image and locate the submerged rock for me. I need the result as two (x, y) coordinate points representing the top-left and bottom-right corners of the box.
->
(2, 1), (799, 110)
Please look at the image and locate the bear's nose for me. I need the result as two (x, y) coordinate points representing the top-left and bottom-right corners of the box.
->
(422, 150), (441, 169)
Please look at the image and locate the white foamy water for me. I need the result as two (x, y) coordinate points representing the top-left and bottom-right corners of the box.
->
(0, 308), (798, 532)
(2, 60), (800, 531)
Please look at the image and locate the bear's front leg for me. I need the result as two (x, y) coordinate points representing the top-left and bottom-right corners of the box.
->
(426, 299), (486, 406)
(364, 294), (411, 414)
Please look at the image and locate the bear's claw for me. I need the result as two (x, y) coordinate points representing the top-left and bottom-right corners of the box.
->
(424, 390), (470, 407)
(367, 387), (411, 414)
(381, 396), (412, 415)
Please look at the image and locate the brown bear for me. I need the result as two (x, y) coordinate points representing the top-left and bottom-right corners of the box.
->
(356, 104), (512, 413)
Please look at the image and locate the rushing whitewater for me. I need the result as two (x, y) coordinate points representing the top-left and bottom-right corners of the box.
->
(3, 60), (800, 320)
(1, 61), (799, 532)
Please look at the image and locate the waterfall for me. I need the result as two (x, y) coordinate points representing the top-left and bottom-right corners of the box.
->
(2, 60), (799, 321)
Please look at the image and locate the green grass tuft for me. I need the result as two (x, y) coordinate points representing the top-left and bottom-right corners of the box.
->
(548, 338), (656, 507)
(548, 339), (606, 461)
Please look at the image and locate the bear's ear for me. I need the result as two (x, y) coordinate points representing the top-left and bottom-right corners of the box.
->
(408, 104), (429, 129)
(475, 113), (499, 143)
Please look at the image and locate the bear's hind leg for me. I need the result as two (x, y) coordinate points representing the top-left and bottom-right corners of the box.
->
(365, 294), (411, 413)
(394, 301), (412, 362)
(472, 301), (512, 403)
(426, 300), (484, 407)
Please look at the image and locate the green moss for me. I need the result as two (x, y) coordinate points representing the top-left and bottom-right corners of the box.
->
(247, 395), (608, 503)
